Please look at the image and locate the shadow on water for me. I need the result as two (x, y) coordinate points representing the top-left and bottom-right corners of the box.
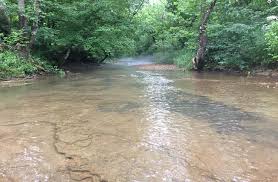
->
(134, 71), (278, 148)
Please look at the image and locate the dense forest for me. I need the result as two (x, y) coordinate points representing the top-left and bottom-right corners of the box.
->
(0, 0), (277, 79)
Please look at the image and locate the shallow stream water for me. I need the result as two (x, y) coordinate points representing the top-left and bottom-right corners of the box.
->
(0, 57), (278, 181)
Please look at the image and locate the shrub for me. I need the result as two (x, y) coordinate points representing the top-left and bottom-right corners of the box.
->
(206, 23), (269, 70)
(153, 49), (194, 70)
(0, 50), (36, 79)
(154, 51), (176, 64)
(0, 50), (62, 79)
(265, 21), (278, 62)
(173, 49), (194, 69)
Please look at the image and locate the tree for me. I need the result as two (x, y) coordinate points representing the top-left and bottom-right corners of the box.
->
(18, 0), (27, 30)
(0, 1), (10, 36)
(1, 0), (277, 80)
(192, 0), (217, 70)
(29, 0), (40, 49)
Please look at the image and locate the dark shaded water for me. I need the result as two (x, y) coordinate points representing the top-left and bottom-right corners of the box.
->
(0, 57), (277, 181)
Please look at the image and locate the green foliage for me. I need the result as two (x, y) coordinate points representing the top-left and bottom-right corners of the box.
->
(134, 0), (278, 71)
(205, 2), (278, 70)
(207, 23), (269, 70)
(265, 21), (278, 61)
(0, 50), (62, 79)
(174, 49), (194, 69)
(154, 51), (176, 64)
(154, 49), (194, 69)
(1, 0), (277, 79)
(0, 50), (37, 78)
(3, 30), (28, 47)
(133, 0), (199, 69)
(0, 1), (10, 35)
(1, 0), (145, 79)
(35, 0), (140, 62)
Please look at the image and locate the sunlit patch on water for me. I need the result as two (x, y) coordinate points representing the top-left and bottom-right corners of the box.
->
(134, 70), (278, 148)
(130, 70), (278, 181)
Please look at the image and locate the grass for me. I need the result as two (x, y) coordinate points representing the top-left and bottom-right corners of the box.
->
(0, 50), (63, 80)
(153, 49), (194, 70)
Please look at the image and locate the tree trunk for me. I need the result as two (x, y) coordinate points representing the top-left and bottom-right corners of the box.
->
(0, 2), (10, 35)
(192, 0), (217, 70)
(18, 0), (27, 29)
(132, 0), (145, 17)
(98, 54), (109, 65)
(17, 0), (30, 57)
(64, 48), (71, 62)
(29, 0), (40, 49)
